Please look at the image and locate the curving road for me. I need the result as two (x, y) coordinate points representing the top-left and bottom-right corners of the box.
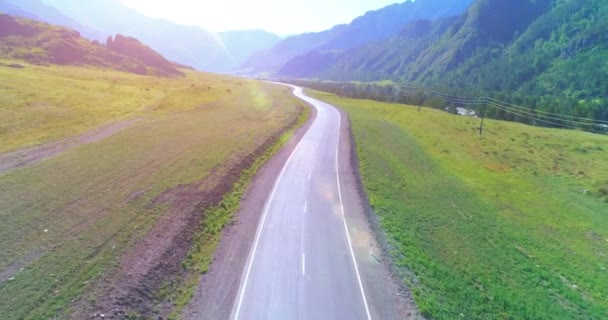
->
(230, 86), (372, 320)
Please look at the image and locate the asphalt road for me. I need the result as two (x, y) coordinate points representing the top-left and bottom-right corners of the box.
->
(230, 86), (372, 320)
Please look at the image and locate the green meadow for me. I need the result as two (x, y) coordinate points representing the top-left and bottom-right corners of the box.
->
(310, 90), (608, 319)
(0, 61), (305, 319)
(0, 59), (271, 154)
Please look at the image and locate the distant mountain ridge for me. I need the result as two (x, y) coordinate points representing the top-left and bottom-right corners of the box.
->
(0, 0), (104, 40)
(0, 13), (184, 76)
(39, 0), (231, 72)
(1, 0), (280, 72)
(219, 30), (282, 67)
(242, 0), (474, 75)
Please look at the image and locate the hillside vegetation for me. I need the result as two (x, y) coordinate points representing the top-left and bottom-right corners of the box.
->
(0, 61), (306, 319)
(0, 14), (183, 76)
(285, 0), (608, 122)
(310, 90), (608, 319)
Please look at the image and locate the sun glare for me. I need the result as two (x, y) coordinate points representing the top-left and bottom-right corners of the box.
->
(120, 0), (400, 34)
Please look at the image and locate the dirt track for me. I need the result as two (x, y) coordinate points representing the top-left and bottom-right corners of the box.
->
(0, 119), (138, 173)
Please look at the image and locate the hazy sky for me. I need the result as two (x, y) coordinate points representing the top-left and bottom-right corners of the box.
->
(120, 0), (402, 35)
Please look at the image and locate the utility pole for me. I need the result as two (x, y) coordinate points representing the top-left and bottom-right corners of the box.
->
(479, 105), (486, 138)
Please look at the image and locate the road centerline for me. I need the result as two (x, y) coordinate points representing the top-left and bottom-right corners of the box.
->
(232, 108), (309, 320)
(231, 84), (373, 320)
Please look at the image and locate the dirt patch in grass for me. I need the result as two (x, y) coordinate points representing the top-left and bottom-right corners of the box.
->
(0, 250), (43, 283)
(0, 118), (138, 173)
(70, 106), (306, 320)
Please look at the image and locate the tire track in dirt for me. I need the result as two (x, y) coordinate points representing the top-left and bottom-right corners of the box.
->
(0, 119), (139, 173)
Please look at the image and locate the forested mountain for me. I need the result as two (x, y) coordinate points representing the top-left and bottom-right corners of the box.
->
(283, 0), (607, 121)
(0, 14), (184, 76)
(242, 0), (473, 75)
(295, 0), (553, 81)
(276, 16), (459, 78)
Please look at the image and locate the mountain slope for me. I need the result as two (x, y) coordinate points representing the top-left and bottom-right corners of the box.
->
(404, 0), (552, 80)
(242, 0), (473, 75)
(0, 0), (104, 41)
(0, 1), (37, 19)
(305, 0), (607, 106)
(306, 17), (457, 81)
(40, 0), (229, 72)
(39, 0), (279, 72)
(0, 14), (183, 76)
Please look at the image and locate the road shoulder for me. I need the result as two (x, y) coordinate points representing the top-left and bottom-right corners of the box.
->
(183, 100), (317, 320)
(337, 107), (420, 320)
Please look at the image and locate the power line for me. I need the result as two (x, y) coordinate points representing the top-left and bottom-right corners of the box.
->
(393, 85), (607, 128)
(484, 101), (578, 129)
(485, 97), (608, 124)
(292, 80), (608, 132)
(484, 100), (595, 128)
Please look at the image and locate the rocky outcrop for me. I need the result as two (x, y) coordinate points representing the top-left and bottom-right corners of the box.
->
(0, 14), (184, 77)
(107, 34), (183, 76)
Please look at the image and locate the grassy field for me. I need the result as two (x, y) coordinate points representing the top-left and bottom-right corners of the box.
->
(0, 58), (239, 154)
(310, 90), (608, 319)
(0, 61), (305, 319)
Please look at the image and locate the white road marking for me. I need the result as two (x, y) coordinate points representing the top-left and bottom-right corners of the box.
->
(232, 107), (308, 320)
(234, 85), (372, 320)
(301, 202), (307, 277)
(307, 170), (312, 180)
(334, 110), (373, 320)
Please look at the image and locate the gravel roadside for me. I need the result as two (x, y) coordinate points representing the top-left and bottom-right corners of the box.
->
(183, 98), (317, 320)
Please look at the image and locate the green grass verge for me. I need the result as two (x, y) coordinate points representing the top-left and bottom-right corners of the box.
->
(159, 103), (310, 319)
(309, 90), (608, 319)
